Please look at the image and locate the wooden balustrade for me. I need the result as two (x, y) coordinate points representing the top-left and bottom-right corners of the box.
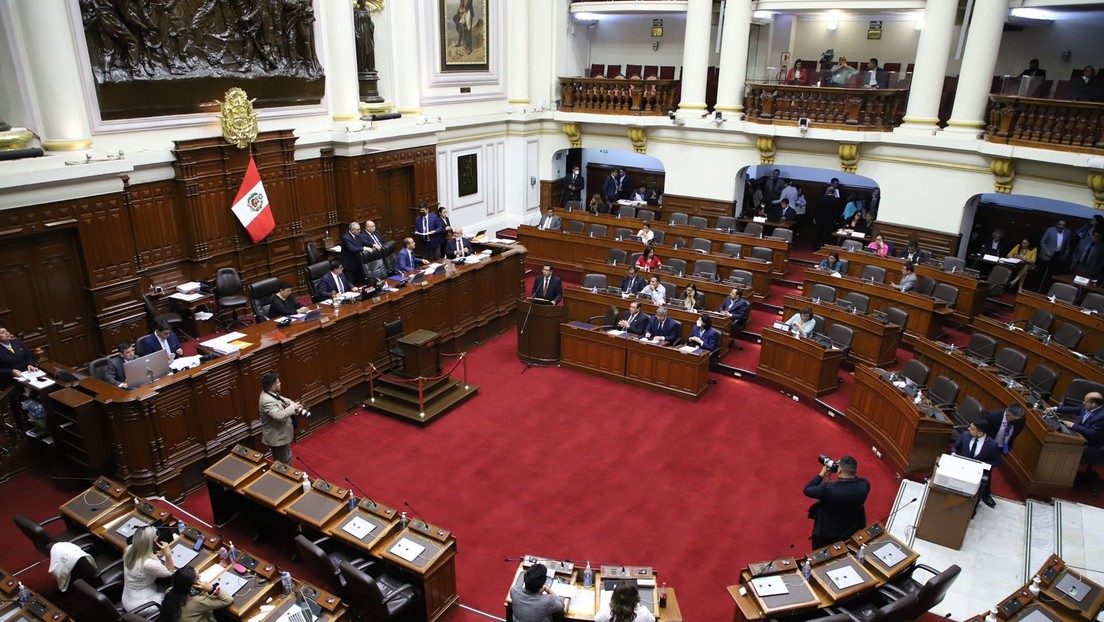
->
(985, 95), (1104, 153)
(558, 77), (679, 116)
(744, 84), (907, 130)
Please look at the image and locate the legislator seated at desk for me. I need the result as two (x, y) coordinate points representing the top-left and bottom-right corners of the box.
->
(317, 260), (361, 299)
(644, 307), (681, 345)
(596, 583), (656, 622)
(899, 240), (929, 266)
(894, 263), (918, 293)
(137, 320), (184, 359)
(719, 288), (750, 346)
(509, 564), (567, 622)
(617, 301), (649, 336)
(951, 419), (1001, 509)
(444, 228), (474, 260)
(0, 326), (38, 386)
(784, 306), (816, 338)
(1046, 391), (1104, 494)
(102, 342), (136, 389)
(537, 207), (562, 231)
(268, 281), (310, 318)
(639, 276), (666, 306)
(687, 314), (719, 353)
(396, 238), (431, 274)
(532, 265), (564, 304)
(620, 266), (646, 295)
(818, 252), (846, 274)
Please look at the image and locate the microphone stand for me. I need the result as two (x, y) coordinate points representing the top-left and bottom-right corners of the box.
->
(519, 296), (536, 374)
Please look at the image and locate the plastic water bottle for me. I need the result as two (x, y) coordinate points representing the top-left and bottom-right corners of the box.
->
(400, 511), (409, 530)
(802, 558), (812, 580)
(280, 571), (293, 596)
(857, 544), (867, 564)
(659, 582), (668, 608)
(301, 472), (311, 493)
(177, 520), (185, 535)
(583, 562), (593, 589)
(218, 546), (229, 566)
(17, 582), (31, 607)
(1029, 575), (1041, 596)
(228, 541), (238, 564)
(347, 491), (357, 511)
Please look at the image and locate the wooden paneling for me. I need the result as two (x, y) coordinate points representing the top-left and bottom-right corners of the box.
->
(661, 193), (733, 220)
(873, 222), (962, 259)
(585, 164), (666, 202)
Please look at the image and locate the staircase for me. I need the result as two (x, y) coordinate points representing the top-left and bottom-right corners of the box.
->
(366, 373), (478, 425)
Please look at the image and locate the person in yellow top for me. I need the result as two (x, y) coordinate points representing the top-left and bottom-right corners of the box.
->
(1007, 238), (1037, 292)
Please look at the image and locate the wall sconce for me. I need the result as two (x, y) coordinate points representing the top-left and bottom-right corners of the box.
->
(530, 176), (537, 186)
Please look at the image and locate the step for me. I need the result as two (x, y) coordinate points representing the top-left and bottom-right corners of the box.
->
(1024, 499), (1056, 583)
(1056, 499), (1104, 585)
(367, 381), (479, 425)
(372, 378), (457, 405)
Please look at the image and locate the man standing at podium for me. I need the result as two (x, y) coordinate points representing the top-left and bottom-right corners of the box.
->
(952, 418), (1001, 509)
(804, 456), (870, 548)
(509, 563), (565, 622)
(531, 265), (563, 304)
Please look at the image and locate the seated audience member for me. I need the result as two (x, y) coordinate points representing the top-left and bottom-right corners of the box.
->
(635, 246), (662, 272)
(509, 563), (566, 622)
(784, 305), (816, 337)
(866, 234), (890, 258)
(531, 265), (563, 304)
(594, 582), (656, 622)
(639, 276), (667, 305)
(900, 240), (925, 265)
(317, 260), (360, 298)
(719, 288), (750, 345)
(644, 306), (680, 344)
(268, 281), (310, 318)
(1069, 65), (1102, 102)
(1046, 392), (1104, 494)
(687, 313), (719, 352)
(831, 57), (858, 86)
(617, 301), (649, 336)
(681, 283), (701, 311)
(818, 252), (844, 273)
(137, 320), (184, 360)
(445, 228), (474, 259)
(1006, 238), (1036, 292)
(104, 342), (137, 389)
(952, 418), (1001, 509)
(0, 326), (39, 385)
(785, 60), (809, 85)
(1020, 58), (1045, 78)
(630, 185), (649, 202)
(982, 404), (1026, 456)
(620, 267), (646, 294)
(636, 222), (654, 244)
(159, 566), (232, 622)
(122, 525), (174, 612)
(396, 237), (430, 273)
(588, 193), (605, 214)
(779, 198), (798, 222)
(537, 207), (562, 231)
(894, 263), (918, 293)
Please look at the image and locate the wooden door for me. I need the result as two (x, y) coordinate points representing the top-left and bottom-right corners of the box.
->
(0, 231), (98, 365)
(376, 166), (415, 242)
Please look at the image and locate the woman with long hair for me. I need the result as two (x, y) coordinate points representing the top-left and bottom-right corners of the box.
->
(160, 566), (232, 622)
(594, 582), (655, 622)
(122, 525), (174, 612)
(1007, 238), (1037, 292)
(634, 245), (662, 272)
(682, 283), (700, 311)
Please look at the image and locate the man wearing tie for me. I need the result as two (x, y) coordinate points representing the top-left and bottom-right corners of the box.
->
(1047, 392), (1104, 495)
(1071, 229), (1104, 279)
(445, 228), (473, 260)
(413, 202), (444, 260)
(103, 342), (137, 389)
(436, 207), (453, 258)
(137, 320), (184, 360)
(397, 237), (429, 273)
(952, 419), (1002, 509)
(339, 221), (368, 285)
(644, 306), (680, 344)
(981, 404), (1026, 456)
(531, 265), (563, 304)
(0, 326), (38, 386)
(537, 207), (562, 231)
(359, 220), (388, 253)
(616, 168), (632, 200)
(259, 371), (304, 464)
(616, 301), (649, 335)
(619, 266), (646, 294)
(564, 166), (584, 204)
(317, 260), (360, 298)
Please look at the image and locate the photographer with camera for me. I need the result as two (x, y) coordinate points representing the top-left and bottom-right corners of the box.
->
(804, 455), (870, 548)
(259, 371), (309, 464)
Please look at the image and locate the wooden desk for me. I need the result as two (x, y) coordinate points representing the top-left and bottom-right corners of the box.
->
(1012, 291), (1104, 356)
(803, 268), (952, 340)
(963, 602), (1082, 622)
(504, 564), (683, 622)
(0, 568), (68, 622)
(847, 365), (953, 474)
(519, 226), (773, 301)
(757, 327), (844, 398)
(847, 529), (920, 582)
(59, 476), (129, 528)
(376, 527), (459, 622)
(915, 479), (976, 550)
(782, 295), (902, 367)
(580, 259), (751, 312)
(1036, 554), (1104, 620)
(912, 337), (1085, 497)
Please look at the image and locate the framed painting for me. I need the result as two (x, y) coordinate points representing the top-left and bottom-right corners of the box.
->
(439, 0), (489, 72)
(457, 153), (479, 197)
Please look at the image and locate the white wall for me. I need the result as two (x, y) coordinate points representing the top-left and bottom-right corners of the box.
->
(579, 147), (664, 173)
(792, 16), (922, 72)
(990, 17), (1104, 79)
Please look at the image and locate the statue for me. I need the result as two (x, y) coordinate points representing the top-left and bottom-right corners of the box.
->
(354, 0), (383, 103)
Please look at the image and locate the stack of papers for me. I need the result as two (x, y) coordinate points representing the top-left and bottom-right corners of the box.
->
(170, 355), (202, 372)
(201, 332), (247, 355)
(169, 291), (205, 302)
(18, 370), (55, 389)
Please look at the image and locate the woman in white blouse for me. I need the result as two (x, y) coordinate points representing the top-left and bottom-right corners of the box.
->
(636, 221), (654, 244)
(122, 525), (175, 612)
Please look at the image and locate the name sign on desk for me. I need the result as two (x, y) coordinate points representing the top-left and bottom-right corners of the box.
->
(871, 543), (907, 568)
(341, 516), (375, 540)
(390, 538), (426, 562)
(827, 567), (863, 590)
(750, 576), (789, 597)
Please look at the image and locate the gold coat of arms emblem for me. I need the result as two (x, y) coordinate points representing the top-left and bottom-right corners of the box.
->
(219, 88), (258, 149)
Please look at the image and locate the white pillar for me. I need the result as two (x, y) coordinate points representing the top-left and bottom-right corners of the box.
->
(677, 0), (712, 111)
(320, 0), (360, 121)
(13, 2), (92, 150)
(897, 0), (957, 134)
(392, 0), (422, 114)
(945, 0), (1009, 136)
(714, 0), (752, 114)
(507, 0), (530, 105)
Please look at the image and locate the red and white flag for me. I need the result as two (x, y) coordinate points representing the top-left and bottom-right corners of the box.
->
(231, 156), (275, 243)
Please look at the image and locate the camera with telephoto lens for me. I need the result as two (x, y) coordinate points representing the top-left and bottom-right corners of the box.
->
(294, 404), (312, 418)
(818, 455), (840, 473)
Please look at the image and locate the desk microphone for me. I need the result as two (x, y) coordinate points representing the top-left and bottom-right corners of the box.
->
(343, 477), (383, 513)
(404, 501), (446, 537)
(295, 456), (321, 480)
(751, 543), (794, 577)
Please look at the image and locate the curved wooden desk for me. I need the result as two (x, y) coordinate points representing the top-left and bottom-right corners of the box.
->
(802, 268), (952, 340)
(1012, 291), (1104, 356)
(781, 294), (903, 367)
(757, 327), (844, 399)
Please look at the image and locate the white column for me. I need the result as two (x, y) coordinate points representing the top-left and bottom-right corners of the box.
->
(897, 0), (957, 134)
(507, 0), (529, 105)
(714, 0), (752, 113)
(944, 0), (1009, 136)
(391, 0), (422, 114)
(677, 0), (712, 111)
(13, 2), (92, 150)
(320, 0), (360, 121)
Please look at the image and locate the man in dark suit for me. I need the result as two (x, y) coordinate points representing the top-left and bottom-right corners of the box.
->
(444, 228), (473, 260)
(616, 301), (649, 335)
(435, 207), (453, 258)
(719, 288), (750, 346)
(616, 168), (632, 200)
(537, 207), (562, 231)
(602, 170), (619, 206)
(978, 229), (1010, 257)
(103, 342), (136, 389)
(564, 166), (584, 204)
(359, 220), (387, 253)
(339, 221), (368, 284)
(981, 404), (1026, 456)
(761, 169), (786, 207)
(396, 237), (429, 273)
(952, 419), (1002, 508)
(531, 265), (563, 304)
(1071, 229), (1104, 279)
(413, 202), (445, 260)
(644, 306), (680, 345)
(1048, 392), (1104, 494)
(137, 320), (183, 360)
(619, 266), (646, 294)
(1019, 59), (1046, 79)
(0, 326), (37, 386)
(1069, 65), (1101, 102)
(861, 57), (888, 89)
(317, 260), (360, 299)
(803, 456), (870, 548)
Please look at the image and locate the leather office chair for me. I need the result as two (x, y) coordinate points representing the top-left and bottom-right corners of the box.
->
(214, 267), (250, 329)
(668, 212), (689, 226)
(650, 229), (666, 245)
(715, 216), (737, 232)
(721, 242), (743, 258)
(670, 237), (687, 250)
(690, 237), (712, 253)
(666, 258), (687, 276)
(843, 292), (870, 314)
(586, 223), (607, 238)
(932, 283), (959, 308)
(1052, 323), (1083, 350)
(827, 324), (854, 360)
(964, 334), (997, 363)
(565, 220), (585, 234)
(941, 257), (966, 273)
(1025, 364), (1059, 401)
(693, 260), (717, 280)
(812, 315), (826, 335)
(247, 277), (282, 323)
(1063, 379), (1104, 407)
(914, 276), (936, 296)
(607, 249), (628, 265)
(984, 265), (1013, 298)
(305, 260), (331, 302)
(384, 319), (405, 373)
(885, 307), (909, 335)
(1027, 307), (1055, 333)
(860, 265), (886, 283)
(618, 206), (636, 219)
(14, 514), (97, 557)
(810, 283), (837, 303)
(89, 357), (113, 382)
(588, 304), (620, 328)
(72, 578), (160, 622)
(838, 591), (919, 622)
(140, 293), (183, 334)
(614, 227), (634, 241)
(728, 269), (753, 287)
(772, 228), (794, 244)
(955, 396), (985, 428)
(594, 200), (611, 215)
(581, 274), (607, 290)
(928, 376), (961, 410)
(563, 200), (581, 212)
(337, 560), (417, 622)
(841, 240), (863, 253)
(743, 222), (764, 237)
(1046, 282), (1078, 304)
(305, 241), (324, 265)
(1094, 343), (1104, 366)
(636, 209), (655, 222)
(1082, 292), (1104, 314)
(993, 347), (1027, 378)
(900, 359), (930, 387)
(750, 247), (773, 263)
(807, 613), (854, 622)
(361, 247), (389, 282)
(630, 252), (643, 267)
(881, 563), (961, 621)
(294, 535), (365, 594)
(687, 216), (708, 230)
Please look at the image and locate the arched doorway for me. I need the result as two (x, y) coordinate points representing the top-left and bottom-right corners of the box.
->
(551, 148), (665, 208)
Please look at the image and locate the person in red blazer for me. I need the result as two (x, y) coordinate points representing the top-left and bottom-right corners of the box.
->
(786, 60), (809, 85)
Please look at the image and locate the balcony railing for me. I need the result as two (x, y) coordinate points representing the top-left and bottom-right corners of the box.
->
(745, 84), (908, 131)
(985, 95), (1104, 154)
(558, 77), (680, 116)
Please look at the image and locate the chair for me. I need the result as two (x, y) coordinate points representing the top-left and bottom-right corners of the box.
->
(932, 283), (959, 308)
(140, 293), (183, 334)
(247, 277), (282, 323)
(993, 347), (1027, 377)
(582, 274), (607, 290)
(618, 206), (636, 219)
(690, 238), (712, 254)
(827, 324), (854, 360)
(625, 63), (642, 79)
(643, 65), (659, 79)
(671, 237), (687, 250)
(715, 216), (737, 232)
(594, 200), (611, 215)
(1047, 282), (1078, 304)
(1081, 292), (1104, 314)
(384, 319), (405, 372)
(215, 267), (250, 329)
(668, 212), (689, 226)
(886, 307), (909, 335)
(750, 247), (773, 263)
(837, 587), (920, 621)
(1027, 307), (1055, 333)
(338, 560), (418, 622)
(89, 357), (113, 382)
(914, 277), (936, 296)
(688, 216), (708, 230)
(901, 359), (931, 387)
(294, 535), (367, 594)
(743, 222), (764, 237)
(305, 241), (324, 265)
(666, 258), (687, 276)
(965, 334), (997, 363)
(14, 514), (97, 558)
(361, 247), (388, 281)
(728, 269), (753, 286)
(693, 260), (717, 280)
(810, 283), (837, 303)
(860, 265), (886, 283)
(881, 563), (961, 620)
(772, 228), (794, 244)
(841, 239), (863, 253)
(929, 376), (961, 409)
(1052, 323), (1083, 349)
(614, 227), (634, 241)
(630, 252), (643, 267)
(942, 257), (966, 273)
(605, 64), (621, 79)
(636, 209), (656, 221)
(589, 63), (604, 78)
(564, 200), (582, 212)
(955, 396), (985, 427)
(586, 223), (607, 238)
(843, 292), (870, 313)
(1062, 379), (1104, 407)
(588, 304), (620, 328)
(721, 242), (743, 258)
(812, 315), (826, 336)
(984, 265), (1013, 298)
(71, 579), (160, 622)
(607, 249), (628, 265)
(305, 260), (331, 302)
(565, 220), (585, 234)
(650, 229), (666, 245)
(1025, 364), (1060, 401)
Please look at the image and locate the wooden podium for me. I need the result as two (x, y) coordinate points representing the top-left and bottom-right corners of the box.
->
(516, 296), (567, 365)
(398, 329), (440, 377)
(916, 479), (976, 550)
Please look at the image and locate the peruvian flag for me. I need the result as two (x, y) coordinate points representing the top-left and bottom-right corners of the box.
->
(231, 156), (275, 243)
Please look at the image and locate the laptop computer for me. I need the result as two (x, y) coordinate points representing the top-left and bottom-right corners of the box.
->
(124, 350), (171, 388)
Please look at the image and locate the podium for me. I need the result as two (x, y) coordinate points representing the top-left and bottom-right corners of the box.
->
(757, 327), (844, 398)
(398, 329), (440, 377)
(916, 479), (978, 550)
(516, 296), (567, 365)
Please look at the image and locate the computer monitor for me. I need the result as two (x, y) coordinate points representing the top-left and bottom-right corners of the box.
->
(124, 350), (171, 388)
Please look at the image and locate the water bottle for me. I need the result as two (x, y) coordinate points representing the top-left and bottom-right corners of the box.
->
(400, 511), (409, 530)
(583, 562), (593, 589)
(801, 558), (812, 580)
(659, 582), (668, 608)
(301, 472), (311, 493)
(985, 607), (999, 622)
(218, 546), (229, 566)
(857, 544), (867, 564)
(228, 541), (238, 564)
(177, 520), (186, 535)
(1029, 575), (1041, 596)
(280, 571), (293, 596)
(17, 582), (31, 607)
(347, 491), (357, 511)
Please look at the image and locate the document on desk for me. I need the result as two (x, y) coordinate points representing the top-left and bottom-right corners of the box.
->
(606, 329), (626, 336)
(750, 576), (790, 597)
(827, 566), (863, 590)
(170, 543), (200, 568)
(342, 516), (376, 540)
(19, 370), (55, 390)
(982, 254), (1000, 263)
(170, 355), (202, 372)
(169, 292), (205, 302)
(389, 537), (426, 562)
(677, 345), (699, 354)
(568, 586), (596, 616)
(549, 580), (577, 600)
